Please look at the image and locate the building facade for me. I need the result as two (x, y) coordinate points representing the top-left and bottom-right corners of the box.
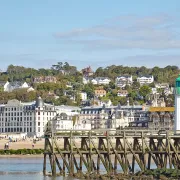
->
(4, 81), (29, 92)
(91, 77), (111, 85)
(94, 89), (107, 97)
(52, 113), (91, 131)
(117, 90), (128, 97)
(137, 75), (154, 85)
(33, 76), (57, 83)
(0, 97), (56, 137)
(115, 76), (133, 88)
(80, 92), (87, 101)
(81, 66), (94, 77)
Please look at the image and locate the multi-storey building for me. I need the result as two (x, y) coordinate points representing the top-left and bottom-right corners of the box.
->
(33, 76), (57, 83)
(79, 105), (117, 129)
(129, 107), (174, 130)
(115, 76), (133, 88)
(0, 97), (56, 137)
(79, 104), (148, 130)
(148, 107), (174, 131)
(137, 75), (154, 85)
(83, 77), (110, 85)
(91, 77), (111, 85)
(94, 89), (106, 97)
(52, 113), (91, 131)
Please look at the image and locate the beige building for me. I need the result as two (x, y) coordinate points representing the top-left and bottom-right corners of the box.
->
(94, 89), (106, 97)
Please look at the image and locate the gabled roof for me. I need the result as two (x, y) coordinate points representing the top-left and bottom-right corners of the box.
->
(95, 77), (110, 80)
(138, 75), (153, 78)
(116, 75), (132, 78)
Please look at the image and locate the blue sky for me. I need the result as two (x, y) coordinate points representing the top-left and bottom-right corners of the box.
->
(0, 0), (180, 71)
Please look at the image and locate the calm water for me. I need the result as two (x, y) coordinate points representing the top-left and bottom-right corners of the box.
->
(0, 157), (77, 180)
(0, 157), (158, 180)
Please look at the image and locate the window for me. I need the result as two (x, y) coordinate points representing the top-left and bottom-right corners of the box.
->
(38, 122), (40, 126)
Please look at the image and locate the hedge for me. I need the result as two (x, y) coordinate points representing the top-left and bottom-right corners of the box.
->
(0, 148), (44, 155)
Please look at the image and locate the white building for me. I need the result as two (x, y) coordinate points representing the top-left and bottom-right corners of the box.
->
(115, 76), (133, 88)
(80, 92), (87, 101)
(83, 77), (93, 84)
(137, 75), (154, 85)
(151, 88), (157, 94)
(175, 75), (180, 131)
(3, 81), (30, 92)
(53, 113), (73, 131)
(92, 77), (111, 85)
(52, 113), (91, 131)
(0, 97), (56, 137)
(83, 77), (110, 85)
(27, 87), (35, 92)
(155, 83), (169, 89)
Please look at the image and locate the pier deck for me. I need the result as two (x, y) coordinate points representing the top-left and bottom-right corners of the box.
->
(43, 128), (180, 177)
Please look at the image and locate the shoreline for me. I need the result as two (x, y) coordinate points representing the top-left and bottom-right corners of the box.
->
(0, 154), (43, 158)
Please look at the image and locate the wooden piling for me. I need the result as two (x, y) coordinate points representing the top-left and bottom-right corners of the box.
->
(43, 129), (180, 177)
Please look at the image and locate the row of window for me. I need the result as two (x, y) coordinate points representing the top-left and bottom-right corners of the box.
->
(0, 116), (54, 121)
(0, 127), (34, 133)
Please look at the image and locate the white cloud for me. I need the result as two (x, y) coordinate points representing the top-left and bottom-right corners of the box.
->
(53, 14), (180, 50)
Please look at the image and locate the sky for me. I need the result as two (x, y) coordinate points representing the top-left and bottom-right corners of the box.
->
(0, 0), (180, 71)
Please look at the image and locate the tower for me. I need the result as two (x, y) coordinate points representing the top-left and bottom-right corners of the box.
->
(175, 74), (180, 131)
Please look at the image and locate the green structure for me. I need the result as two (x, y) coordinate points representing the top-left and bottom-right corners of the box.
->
(176, 74), (180, 95)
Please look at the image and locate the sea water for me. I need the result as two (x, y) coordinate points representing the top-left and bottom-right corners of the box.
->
(0, 157), (77, 180)
(0, 157), (158, 180)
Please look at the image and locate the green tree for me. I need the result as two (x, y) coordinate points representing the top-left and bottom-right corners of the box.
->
(139, 85), (152, 101)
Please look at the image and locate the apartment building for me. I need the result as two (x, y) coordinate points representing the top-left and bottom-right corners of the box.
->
(115, 76), (133, 88)
(137, 75), (154, 85)
(0, 97), (56, 137)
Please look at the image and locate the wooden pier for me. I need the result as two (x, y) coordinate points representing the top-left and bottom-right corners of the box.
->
(43, 128), (180, 177)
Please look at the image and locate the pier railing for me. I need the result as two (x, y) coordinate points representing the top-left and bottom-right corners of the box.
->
(43, 128), (180, 176)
